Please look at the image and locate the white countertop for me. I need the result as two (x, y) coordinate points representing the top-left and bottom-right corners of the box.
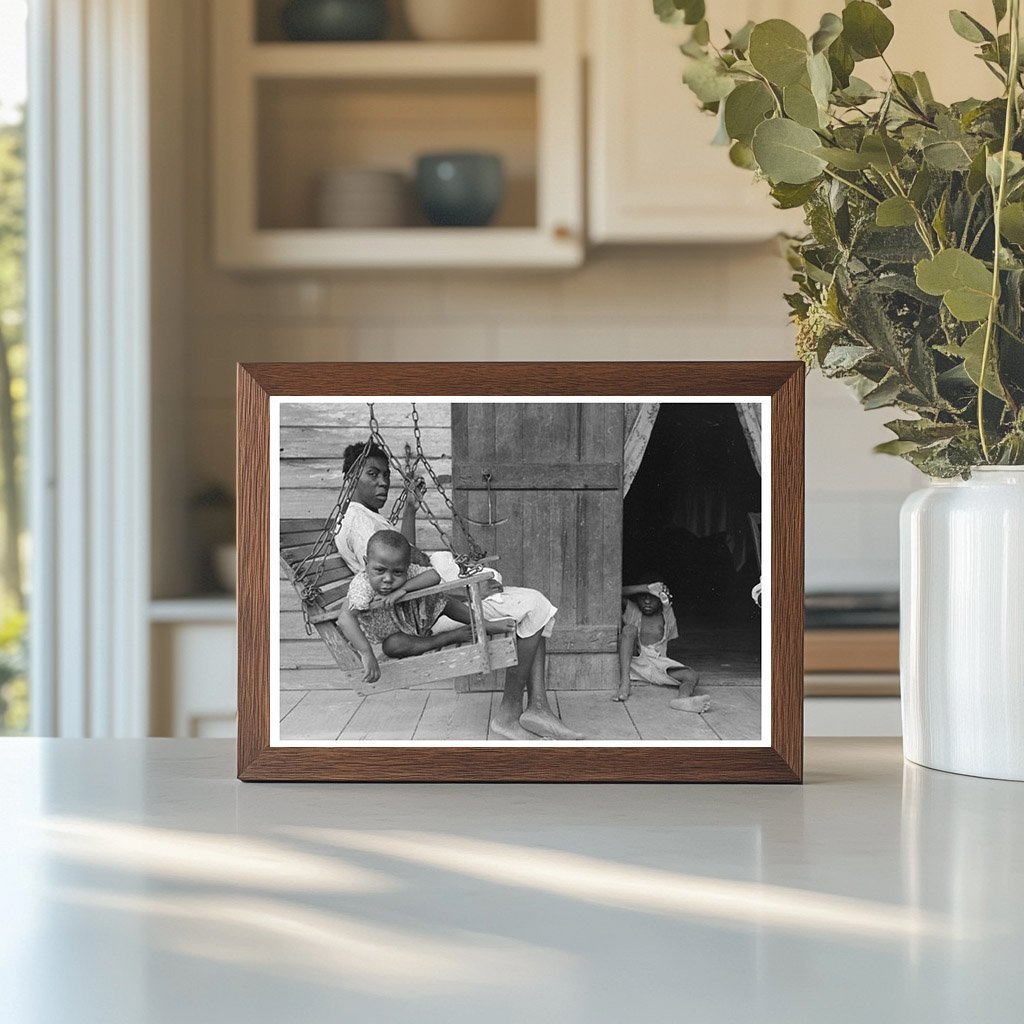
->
(1, 738), (1021, 1023)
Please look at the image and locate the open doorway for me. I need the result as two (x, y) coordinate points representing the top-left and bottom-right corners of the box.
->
(623, 402), (762, 685)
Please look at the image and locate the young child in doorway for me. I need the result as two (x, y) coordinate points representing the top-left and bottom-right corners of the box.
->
(337, 529), (513, 685)
(613, 576), (711, 714)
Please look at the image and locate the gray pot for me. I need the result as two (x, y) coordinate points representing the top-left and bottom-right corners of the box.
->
(415, 152), (504, 227)
(281, 0), (388, 41)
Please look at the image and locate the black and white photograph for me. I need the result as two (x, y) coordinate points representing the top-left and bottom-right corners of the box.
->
(271, 397), (770, 746)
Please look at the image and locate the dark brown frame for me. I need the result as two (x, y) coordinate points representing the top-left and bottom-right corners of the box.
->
(238, 362), (804, 782)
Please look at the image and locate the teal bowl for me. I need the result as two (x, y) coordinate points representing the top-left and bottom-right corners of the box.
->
(415, 153), (505, 227)
(281, 0), (388, 41)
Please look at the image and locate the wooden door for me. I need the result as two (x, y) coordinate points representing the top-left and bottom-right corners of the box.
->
(451, 403), (623, 690)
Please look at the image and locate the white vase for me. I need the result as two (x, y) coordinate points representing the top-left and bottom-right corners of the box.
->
(900, 467), (1024, 780)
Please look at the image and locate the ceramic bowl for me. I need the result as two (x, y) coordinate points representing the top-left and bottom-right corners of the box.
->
(315, 168), (407, 228)
(415, 152), (504, 227)
(281, 0), (388, 42)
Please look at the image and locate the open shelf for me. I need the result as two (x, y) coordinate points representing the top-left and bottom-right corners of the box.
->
(213, 0), (581, 268)
(257, 76), (537, 232)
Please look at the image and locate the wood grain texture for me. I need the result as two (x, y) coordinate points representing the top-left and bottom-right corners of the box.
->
(238, 361), (804, 783)
(804, 629), (899, 673)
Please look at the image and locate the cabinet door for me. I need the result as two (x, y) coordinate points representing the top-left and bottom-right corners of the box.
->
(587, 0), (807, 242)
(588, 0), (999, 244)
(451, 403), (624, 690)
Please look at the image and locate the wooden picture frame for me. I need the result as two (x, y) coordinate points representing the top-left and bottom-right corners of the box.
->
(238, 362), (804, 782)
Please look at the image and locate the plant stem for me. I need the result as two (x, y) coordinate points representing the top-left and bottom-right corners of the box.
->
(979, 0), (1021, 462)
(822, 167), (880, 205)
(884, 170), (939, 254)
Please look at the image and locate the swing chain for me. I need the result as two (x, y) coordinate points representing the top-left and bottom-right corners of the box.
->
(409, 404), (487, 563)
(291, 430), (373, 635)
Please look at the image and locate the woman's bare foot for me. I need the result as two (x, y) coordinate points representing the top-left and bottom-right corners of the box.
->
(612, 681), (631, 702)
(669, 694), (712, 714)
(519, 707), (584, 740)
(489, 715), (538, 740)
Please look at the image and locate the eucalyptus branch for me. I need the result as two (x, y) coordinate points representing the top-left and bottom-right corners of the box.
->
(978, 0), (1021, 461)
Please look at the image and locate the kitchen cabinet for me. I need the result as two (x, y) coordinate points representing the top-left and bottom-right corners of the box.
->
(587, 0), (811, 243)
(586, 0), (998, 244)
(211, 0), (583, 269)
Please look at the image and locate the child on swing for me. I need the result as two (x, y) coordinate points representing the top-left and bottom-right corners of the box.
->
(338, 529), (514, 685)
(614, 574), (711, 713)
(334, 443), (582, 740)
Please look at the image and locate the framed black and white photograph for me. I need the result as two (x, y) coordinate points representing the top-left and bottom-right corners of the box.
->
(237, 362), (804, 781)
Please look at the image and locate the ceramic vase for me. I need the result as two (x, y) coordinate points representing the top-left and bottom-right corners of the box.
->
(900, 467), (1024, 780)
(281, 0), (388, 42)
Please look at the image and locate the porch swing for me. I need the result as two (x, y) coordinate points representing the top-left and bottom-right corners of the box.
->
(280, 403), (518, 694)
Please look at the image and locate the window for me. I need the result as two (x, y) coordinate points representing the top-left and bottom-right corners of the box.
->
(0, 0), (28, 734)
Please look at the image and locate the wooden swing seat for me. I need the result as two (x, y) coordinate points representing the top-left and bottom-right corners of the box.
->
(281, 518), (517, 694)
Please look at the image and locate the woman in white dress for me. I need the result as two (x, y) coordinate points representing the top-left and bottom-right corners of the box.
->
(334, 442), (582, 740)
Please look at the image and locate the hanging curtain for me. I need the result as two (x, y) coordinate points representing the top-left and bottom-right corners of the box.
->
(623, 403), (660, 495)
(734, 402), (762, 476)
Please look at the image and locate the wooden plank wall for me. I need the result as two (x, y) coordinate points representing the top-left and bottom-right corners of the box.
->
(279, 401), (454, 689)
(452, 403), (624, 691)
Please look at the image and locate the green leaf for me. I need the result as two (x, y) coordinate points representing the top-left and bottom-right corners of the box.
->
(1000, 203), (1024, 245)
(993, 0), (1008, 24)
(751, 118), (828, 184)
(986, 150), (1024, 191)
(940, 325), (1006, 398)
(842, 1), (895, 59)
(682, 57), (736, 104)
(876, 197), (918, 228)
(691, 19), (710, 45)
(723, 81), (775, 144)
(813, 146), (872, 170)
(912, 71), (935, 104)
(748, 20), (809, 87)
(784, 80), (824, 129)
(770, 180), (820, 209)
(862, 374), (903, 409)
(729, 140), (757, 169)
(808, 52), (833, 110)
(909, 164), (933, 205)
(922, 140), (972, 171)
(860, 133), (904, 173)
(724, 20), (755, 53)
(874, 438), (922, 455)
(884, 418), (963, 443)
(810, 12), (843, 54)
(967, 144), (991, 194)
(827, 36), (856, 89)
(948, 10), (994, 44)
(653, 0), (705, 26)
(915, 250), (994, 322)
(932, 190), (950, 247)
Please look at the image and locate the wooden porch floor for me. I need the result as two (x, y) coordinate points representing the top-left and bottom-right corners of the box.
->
(279, 683), (762, 742)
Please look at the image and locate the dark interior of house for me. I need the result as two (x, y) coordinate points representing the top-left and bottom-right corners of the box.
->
(623, 403), (762, 628)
